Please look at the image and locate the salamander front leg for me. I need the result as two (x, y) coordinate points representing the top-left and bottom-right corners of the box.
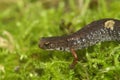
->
(70, 48), (78, 68)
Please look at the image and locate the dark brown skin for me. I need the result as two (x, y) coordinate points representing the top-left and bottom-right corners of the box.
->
(39, 18), (120, 68)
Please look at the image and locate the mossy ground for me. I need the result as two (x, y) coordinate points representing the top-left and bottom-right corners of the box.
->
(0, 0), (120, 80)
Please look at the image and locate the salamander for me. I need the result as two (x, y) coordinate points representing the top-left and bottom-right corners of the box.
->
(39, 18), (120, 68)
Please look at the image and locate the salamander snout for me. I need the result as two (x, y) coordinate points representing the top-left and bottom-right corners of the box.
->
(39, 37), (68, 51)
(39, 38), (53, 50)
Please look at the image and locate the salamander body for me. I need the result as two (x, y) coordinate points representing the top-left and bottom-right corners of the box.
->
(39, 18), (120, 51)
(39, 18), (120, 68)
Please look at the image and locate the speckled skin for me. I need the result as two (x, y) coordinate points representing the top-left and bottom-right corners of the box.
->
(39, 18), (120, 51)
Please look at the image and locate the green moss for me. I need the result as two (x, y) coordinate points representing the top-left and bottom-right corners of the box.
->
(0, 0), (120, 80)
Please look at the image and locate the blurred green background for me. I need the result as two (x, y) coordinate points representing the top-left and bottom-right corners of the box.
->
(0, 0), (120, 80)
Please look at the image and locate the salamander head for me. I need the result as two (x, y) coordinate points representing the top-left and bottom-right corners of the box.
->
(39, 37), (69, 51)
(39, 37), (54, 50)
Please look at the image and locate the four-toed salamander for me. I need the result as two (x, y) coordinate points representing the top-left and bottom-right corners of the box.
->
(39, 18), (120, 68)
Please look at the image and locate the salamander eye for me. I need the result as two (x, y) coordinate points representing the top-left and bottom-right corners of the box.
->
(44, 42), (51, 48)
